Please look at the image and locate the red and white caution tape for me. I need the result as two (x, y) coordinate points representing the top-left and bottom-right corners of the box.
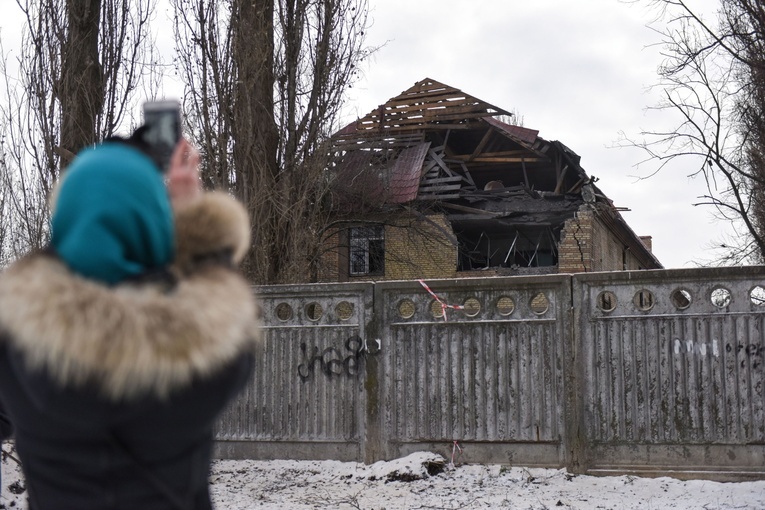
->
(450, 440), (463, 468)
(418, 279), (464, 322)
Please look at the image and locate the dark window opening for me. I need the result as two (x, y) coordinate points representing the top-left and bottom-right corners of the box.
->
(350, 225), (385, 276)
(456, 228), (559, 271)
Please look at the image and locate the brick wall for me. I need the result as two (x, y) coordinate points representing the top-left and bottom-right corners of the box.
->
(385, 214), (457, 280)
(558, 206), (654, 273)
(317, 229), (344, 282)
(316, 214), (457, 282)
(558, 208), (593, 273)
(320, 207), (655, 281)
(592, 213), (653, 271)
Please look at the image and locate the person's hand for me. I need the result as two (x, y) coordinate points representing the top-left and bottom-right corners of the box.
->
(166, 138), (201, 206)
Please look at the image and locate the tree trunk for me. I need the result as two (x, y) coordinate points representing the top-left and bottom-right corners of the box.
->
(59, 0), (104, 160)
(231, 0), (280, 282)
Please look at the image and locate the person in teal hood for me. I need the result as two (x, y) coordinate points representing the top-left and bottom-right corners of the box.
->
(0, 132), (261, 510)
(51, 142), (175, 285)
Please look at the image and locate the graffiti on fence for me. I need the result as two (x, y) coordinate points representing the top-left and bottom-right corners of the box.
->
(726, 342), (764, 369)
(674, 339), (720, 357)
(298, 335), (376, 381)
(674, 338), (763, 369)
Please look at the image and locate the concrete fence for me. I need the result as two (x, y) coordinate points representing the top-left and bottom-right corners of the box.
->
(215, 267), (765, 480)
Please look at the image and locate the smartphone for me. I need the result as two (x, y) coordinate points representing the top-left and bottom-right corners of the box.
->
(142, 100), (181, 172)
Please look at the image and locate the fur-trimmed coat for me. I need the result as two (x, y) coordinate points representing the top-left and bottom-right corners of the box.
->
(0, 192), (261, 510)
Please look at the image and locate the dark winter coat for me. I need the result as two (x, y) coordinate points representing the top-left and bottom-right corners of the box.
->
(0, 400), (11, 441)
(0, 192), (261, 510)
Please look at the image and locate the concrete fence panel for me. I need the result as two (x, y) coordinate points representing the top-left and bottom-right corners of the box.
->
(214, 268), (765, 480)
(215, 283), (374, 461)
(374, 276), (572, 467)
(573, 267), (765, 479)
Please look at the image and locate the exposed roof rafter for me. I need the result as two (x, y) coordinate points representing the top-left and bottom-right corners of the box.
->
(346, 78), (511, 136)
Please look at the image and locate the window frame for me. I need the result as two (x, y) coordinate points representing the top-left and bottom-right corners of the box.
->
(349, 225), (385, 276)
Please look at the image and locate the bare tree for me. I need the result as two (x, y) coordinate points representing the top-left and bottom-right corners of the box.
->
(172, 0), (372, 284)
(0, 141), (14, 268)
(728, 0), (765, 264)
(171, 0), (236, 190)
(0, 0), (158, 262)
(628, 0), (765, 265)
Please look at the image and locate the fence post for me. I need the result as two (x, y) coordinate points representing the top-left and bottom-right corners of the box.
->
(566, 275), (589, 474)
(363, 284), (383, 463)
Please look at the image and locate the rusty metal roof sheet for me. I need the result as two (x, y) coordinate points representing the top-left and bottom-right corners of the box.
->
(389, 142), (431, 203)
(482, 116), (540, 146)
(332, 142), (431, 205)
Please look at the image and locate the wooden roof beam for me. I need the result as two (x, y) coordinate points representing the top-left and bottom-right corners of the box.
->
(468, 129), (493, 162)
(355, 113), (503, 129)
(554, 164), (570, 194)
(356, 122), (476, 132)
(453, 150), (536, 161)
(380, 102), (502, 117)
(465, 157), (546, 163)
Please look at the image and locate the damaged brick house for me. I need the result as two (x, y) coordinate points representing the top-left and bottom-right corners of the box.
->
(318, 78), (661, 282)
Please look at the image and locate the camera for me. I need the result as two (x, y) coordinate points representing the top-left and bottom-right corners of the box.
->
(142, 100), (181, 172)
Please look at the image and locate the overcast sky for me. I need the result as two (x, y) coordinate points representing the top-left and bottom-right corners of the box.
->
(339, 0), (727, 269)
(1, 0), (727, 269)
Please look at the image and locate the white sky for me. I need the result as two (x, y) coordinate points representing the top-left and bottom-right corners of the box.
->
(339, 0), (729, 269)
(0, 0), (730, 269)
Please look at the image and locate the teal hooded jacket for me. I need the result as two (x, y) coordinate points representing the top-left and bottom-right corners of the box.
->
(51, 143), (175, 285)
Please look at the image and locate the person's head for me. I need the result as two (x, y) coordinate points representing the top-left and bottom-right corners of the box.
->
(51, 142), (175, 285)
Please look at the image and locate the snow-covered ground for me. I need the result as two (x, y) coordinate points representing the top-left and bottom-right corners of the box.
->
(3, 445), (765, 509)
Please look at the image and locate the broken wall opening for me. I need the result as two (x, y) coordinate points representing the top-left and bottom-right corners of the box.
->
(456, 225), (560, 271)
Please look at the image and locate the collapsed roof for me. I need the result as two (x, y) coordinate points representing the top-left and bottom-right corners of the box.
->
(329, 78), (660, 271)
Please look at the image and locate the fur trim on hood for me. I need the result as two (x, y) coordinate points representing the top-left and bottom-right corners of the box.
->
(0, 193), (260, 400)
(174, 192), (252, 273)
